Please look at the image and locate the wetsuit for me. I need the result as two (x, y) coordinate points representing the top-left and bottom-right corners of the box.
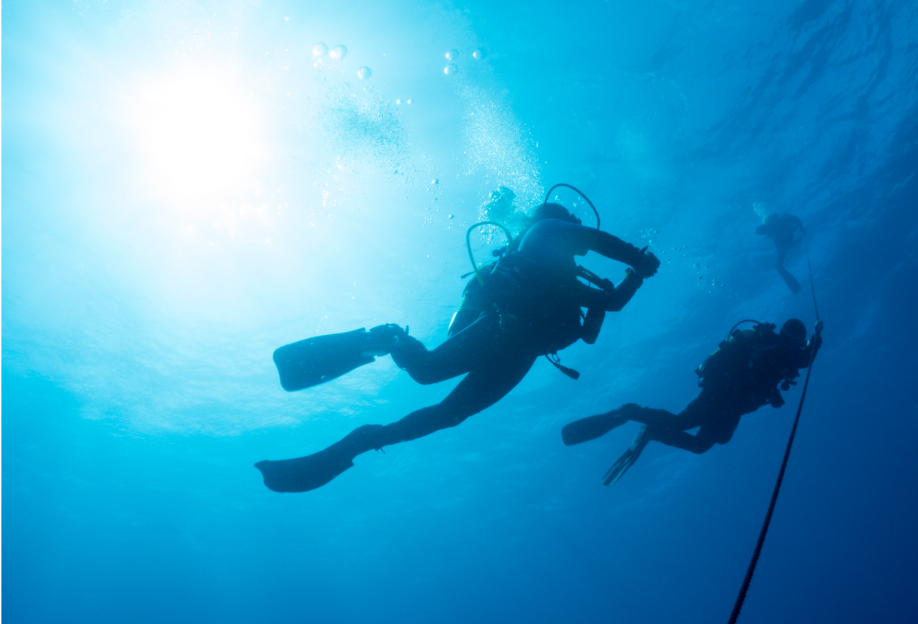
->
(256, 218), (659, 493)
(562, 325), (818, 454)
(376, 218), (651, 448)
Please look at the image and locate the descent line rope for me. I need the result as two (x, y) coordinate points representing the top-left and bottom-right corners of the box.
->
(804, 236), (821, 322)
(728, 237), (823, 624)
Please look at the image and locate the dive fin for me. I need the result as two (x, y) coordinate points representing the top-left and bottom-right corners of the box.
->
(273, 327), (401, 391)
(255, 453), (354, 493)
(777, 266), (801, 294)
(602, 425), (652, 487)
(255, 424), (383, 493)
(562, 411), (627, 446)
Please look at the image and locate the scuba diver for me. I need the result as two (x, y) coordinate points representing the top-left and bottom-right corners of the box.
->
(756, 212), (806, 294)
(256, 197), (661, 493)
(561, 319), (823, 486)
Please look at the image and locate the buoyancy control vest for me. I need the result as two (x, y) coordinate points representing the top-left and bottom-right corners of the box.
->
(447, 253), (599, 356)
(696, 323), (805, 410)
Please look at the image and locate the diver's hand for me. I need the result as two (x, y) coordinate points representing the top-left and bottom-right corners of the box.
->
(633, 247), (661, 278)
(810, 322), (824, 352)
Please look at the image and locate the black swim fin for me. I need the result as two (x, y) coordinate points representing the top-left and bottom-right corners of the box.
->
(602, 424), (652, 487)
(273, 325), (403, 391)
(255, 450), (355, 493)
(777, 266), (801, 294)
(255, 424), (384, 492)
(562, 410), (629, 446)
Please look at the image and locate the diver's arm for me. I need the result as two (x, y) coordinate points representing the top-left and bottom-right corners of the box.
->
(583, 229), (645, 265)
(568, 225), (660, 278)
(535, 220), (649, 267)
(799, 322), (824, 368)
(602, 269), (645, 312)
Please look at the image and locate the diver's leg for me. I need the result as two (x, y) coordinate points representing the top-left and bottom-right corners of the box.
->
(626, 406), (684, 427)
(646, 395), (742, 454)
(375, 352), (537, 446)
(775, 246), (788, 270)
(773, 246), (801, 293)
(620, 405), (716, 453)
(390, 313), (503, 385)
(256, 351), (537, 492)
(777, 265), (802, 293)
(651, 428), (716, 454)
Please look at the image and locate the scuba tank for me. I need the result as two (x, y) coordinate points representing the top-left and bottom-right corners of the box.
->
(695, 321), (801, 408)
(456, 185), (612, 379)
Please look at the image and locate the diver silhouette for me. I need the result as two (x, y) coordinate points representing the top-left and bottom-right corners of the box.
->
(756, 212), (806, 293)
(256, 202), (661, 492)
(561, 319), (823, 485)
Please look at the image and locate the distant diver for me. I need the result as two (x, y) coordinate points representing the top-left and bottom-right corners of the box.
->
(756, 212), (806, 294)
(561, 319), (823, 486)
(256, 198), (661, 492)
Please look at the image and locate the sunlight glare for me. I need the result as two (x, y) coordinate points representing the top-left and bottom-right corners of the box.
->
(128, 65), (268, 206)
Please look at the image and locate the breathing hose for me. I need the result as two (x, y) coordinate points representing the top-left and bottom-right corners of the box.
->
(543, 183), (601, 230)
(466, 221), (513, 286)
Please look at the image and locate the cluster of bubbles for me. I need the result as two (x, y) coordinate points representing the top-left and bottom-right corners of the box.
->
(422, 178), (455, 229)
(640, 228), (731, 295)
(478, 187), (528, 238)
(442, 47), (486, 76)
(312, 41), (370, 80)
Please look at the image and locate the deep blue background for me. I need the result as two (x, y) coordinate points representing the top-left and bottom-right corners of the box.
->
(4, 1), (917, 622)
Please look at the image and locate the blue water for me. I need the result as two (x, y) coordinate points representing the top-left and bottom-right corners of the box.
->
(4, 1), (917, 622)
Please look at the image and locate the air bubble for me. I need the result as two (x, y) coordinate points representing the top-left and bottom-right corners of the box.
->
(312, 42), (328, 57)
(356, 66), (372, 79)
(445, 49), (459, 61)
(472, 48), (486, 60)
(329, 44), (347, 60)
(432, 179), (439, 185)
(444, 64), (459, 75)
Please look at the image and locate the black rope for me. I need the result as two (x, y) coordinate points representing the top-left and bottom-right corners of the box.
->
(727, 329), (820, 623)
(728, 243), (823, 623)
(804, 232), (833, 255)
(804, 237), (821, 322)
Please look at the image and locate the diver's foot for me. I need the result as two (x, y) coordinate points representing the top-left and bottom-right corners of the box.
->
(363, 324), (408, 357)
(255, 424), (385, 493)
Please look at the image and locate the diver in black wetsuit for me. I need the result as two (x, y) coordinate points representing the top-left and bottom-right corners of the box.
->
(756, 213), (806, 294)
(256, 203), (661, 492)
(561, 319), (823, 485)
